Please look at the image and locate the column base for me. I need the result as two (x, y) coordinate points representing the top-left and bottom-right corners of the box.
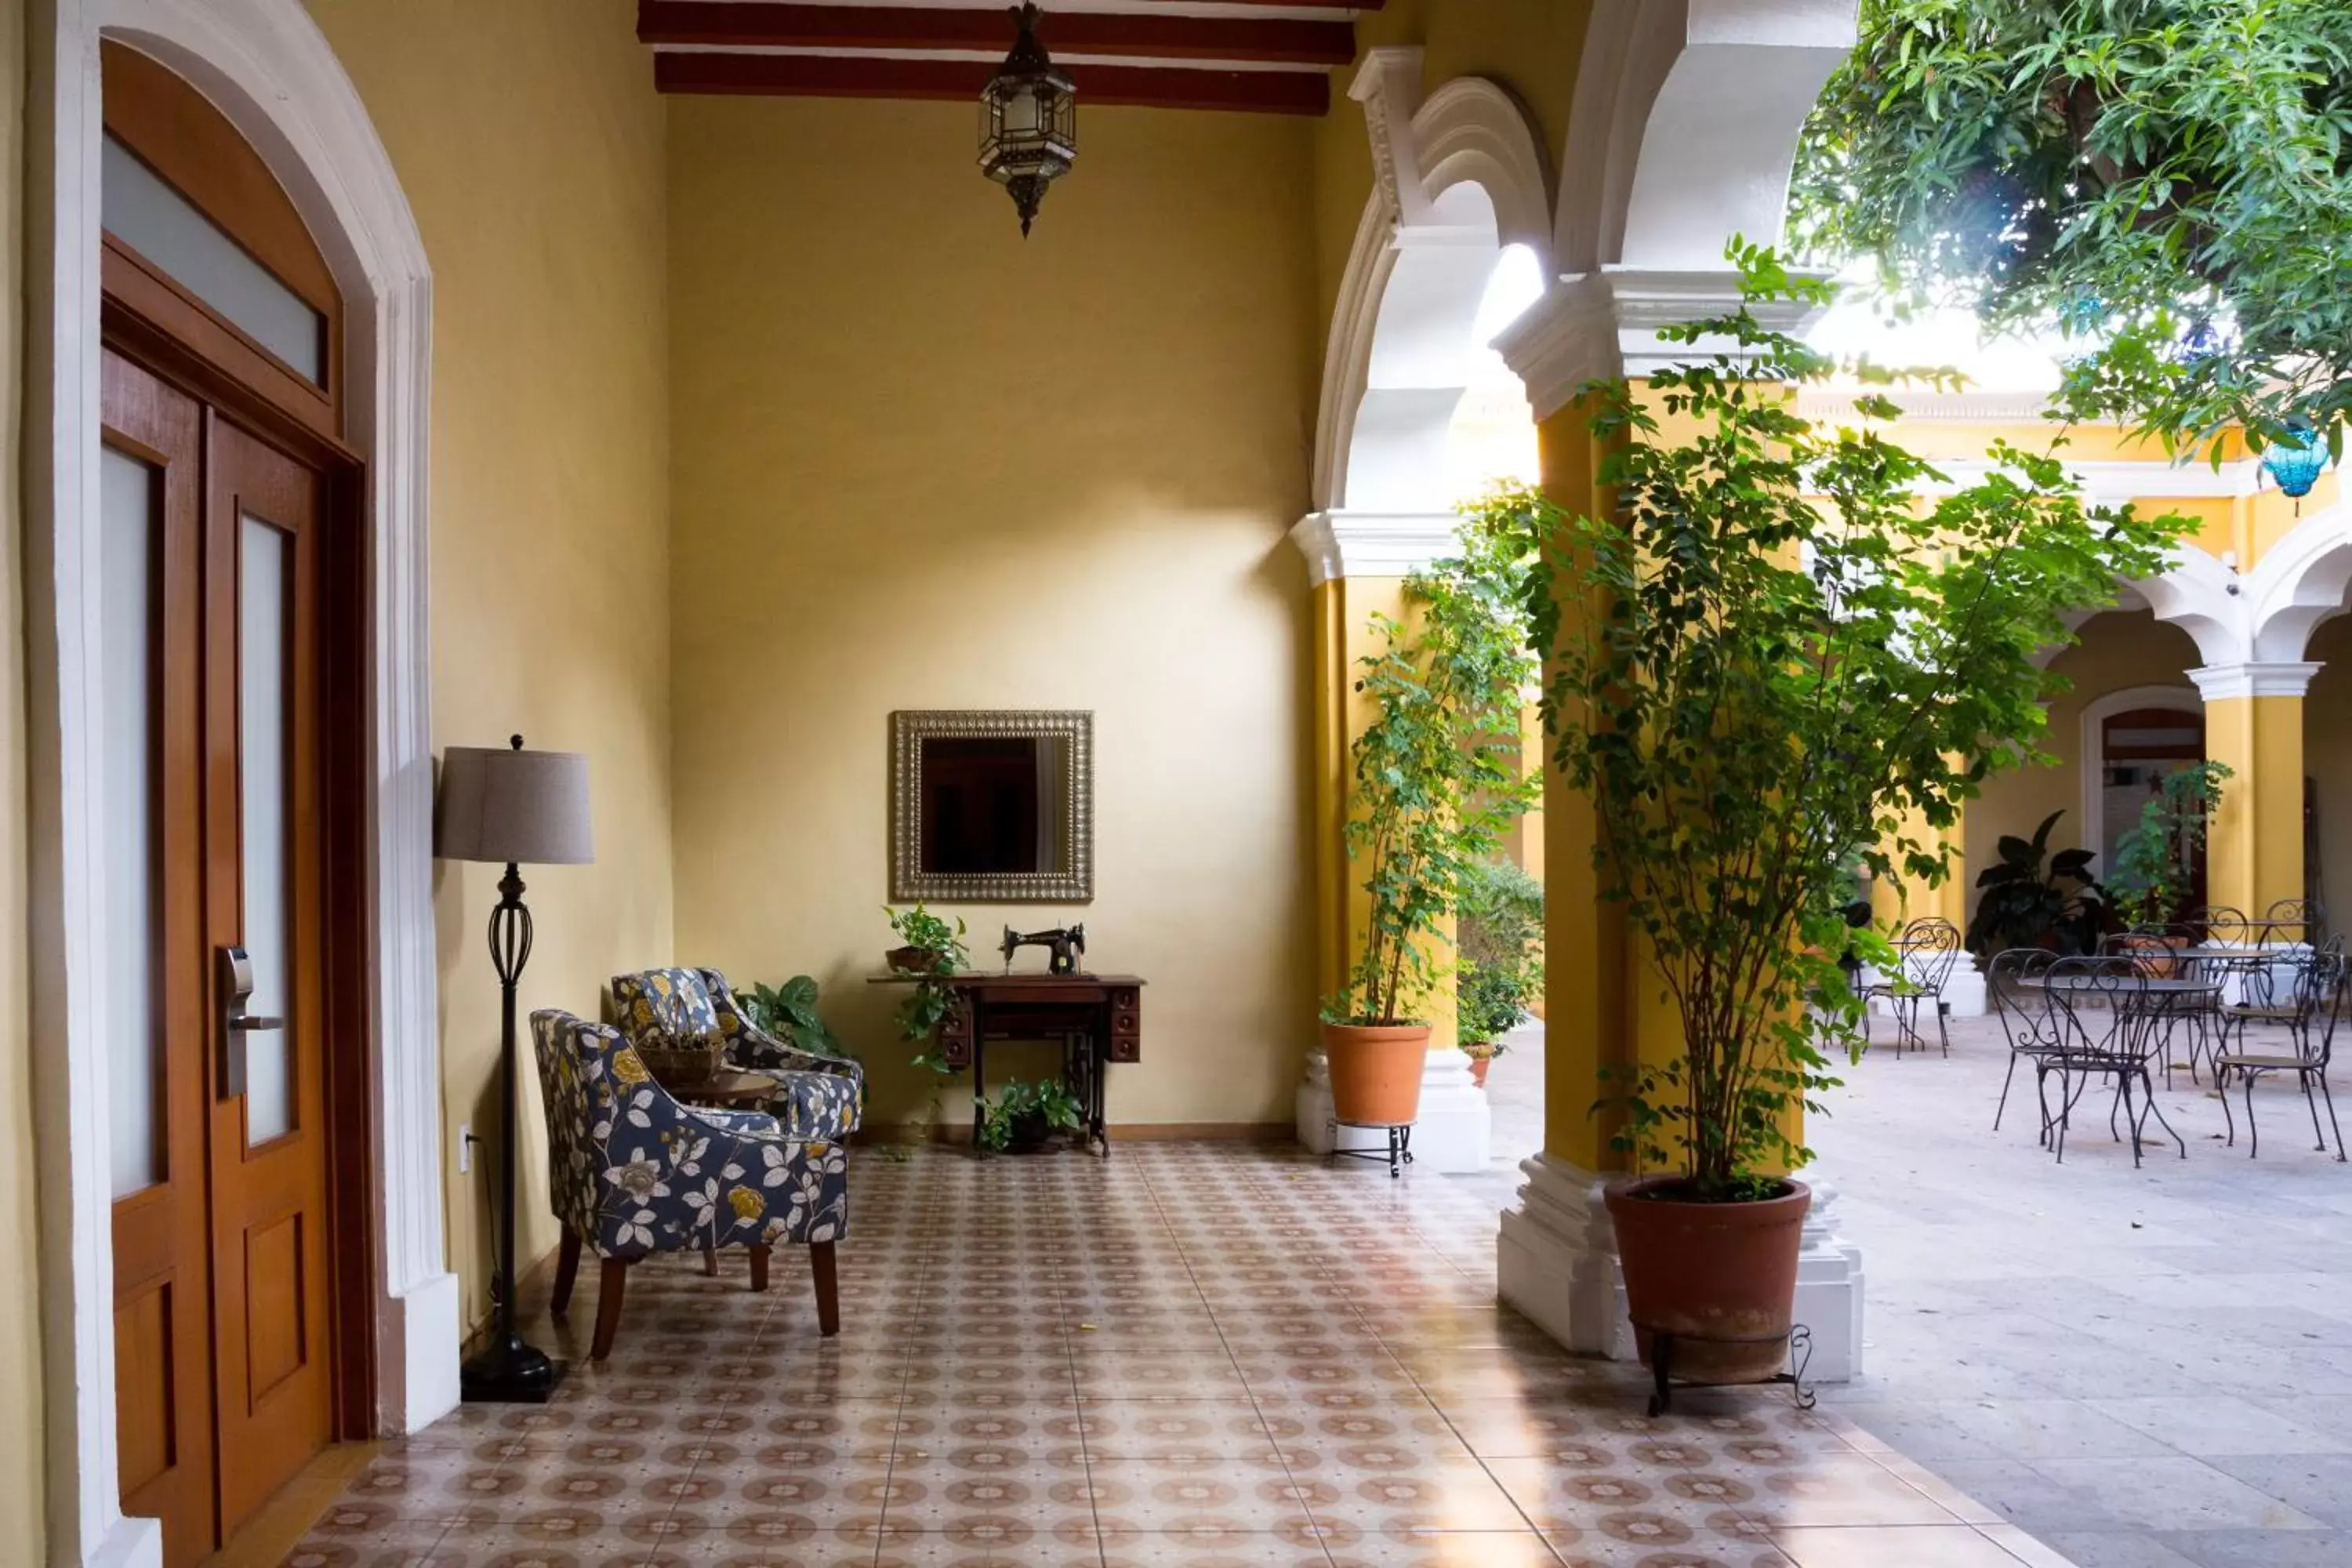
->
(1495, 1155), (1865, 1381)
(380, 1269), (463, 1432)
(1295, 1047), (1491, 1173)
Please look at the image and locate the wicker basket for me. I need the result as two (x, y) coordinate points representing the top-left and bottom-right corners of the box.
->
(636, 1037), (727, 1087)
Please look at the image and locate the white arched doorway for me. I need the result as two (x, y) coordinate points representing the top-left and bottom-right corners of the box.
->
(29, 2), (448, 1562)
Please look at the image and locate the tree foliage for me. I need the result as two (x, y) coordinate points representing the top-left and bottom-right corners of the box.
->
(1795, 0), (2352, 452)
(1335, 492), (1543, 1028)
(1525, 248), (2179, 1196)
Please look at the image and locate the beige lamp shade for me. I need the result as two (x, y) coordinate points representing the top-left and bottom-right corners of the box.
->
(435, 741), (594, 866)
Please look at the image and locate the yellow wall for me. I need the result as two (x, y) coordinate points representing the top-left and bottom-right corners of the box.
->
(1961, 611), (2202, 900)
(1, 0), (49, 1552)
(305, 0), (675, 1331)
(665, 96), (1319, 1131)
(2309, 617), (2352, 931)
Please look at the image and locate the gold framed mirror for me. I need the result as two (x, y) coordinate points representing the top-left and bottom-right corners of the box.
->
(890, 710), (1093, 902)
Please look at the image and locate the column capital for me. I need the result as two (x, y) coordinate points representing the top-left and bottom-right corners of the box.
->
(1290, 510), (1460, 586)
(2187, 662), (2322, 702)
(1497, 267), (1831, 421)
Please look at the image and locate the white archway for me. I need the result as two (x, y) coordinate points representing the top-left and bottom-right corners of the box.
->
(2247, 503), (2352, 661)
(29, 2), (448, 1560)
(1308, 51), (1555, 521)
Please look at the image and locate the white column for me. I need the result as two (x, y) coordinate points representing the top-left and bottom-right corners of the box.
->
(1295, 1045), (1492, 1173)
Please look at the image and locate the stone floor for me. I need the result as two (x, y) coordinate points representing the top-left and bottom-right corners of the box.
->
(281, 1138), (2058, 1567)
(1804, 1010), (2352, 1568)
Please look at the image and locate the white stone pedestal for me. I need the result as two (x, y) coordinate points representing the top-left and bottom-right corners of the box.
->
(1295, 1046), (1492, 1173)
(1497, 1154), (1864, 1382)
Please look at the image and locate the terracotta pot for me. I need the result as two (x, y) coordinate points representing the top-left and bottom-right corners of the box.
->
(1603, 1175), (1811, 1387)
(2118, 935), (2179, 977)
(1321, 1022), (1429, 1125)
(1467, 1056), (1492, 1088)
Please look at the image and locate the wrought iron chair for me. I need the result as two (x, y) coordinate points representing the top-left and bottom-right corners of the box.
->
(2037, 956), (2194, 1166)
(611, 966), (864, 1141)
(1860, 916), (1962, 1057)
(2216, 939), (2347, 1161)
(1988, 949), (2061, 1134)
(2263, 897), (2327, 942)
(530, 1009), (848, 1360)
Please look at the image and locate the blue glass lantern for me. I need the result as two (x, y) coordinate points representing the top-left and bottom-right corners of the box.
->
(2262, 424), (2330, 499)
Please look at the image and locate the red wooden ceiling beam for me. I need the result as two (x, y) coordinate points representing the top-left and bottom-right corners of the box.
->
(652, 49), (1332, 115)
(639, 2), (1358, 68)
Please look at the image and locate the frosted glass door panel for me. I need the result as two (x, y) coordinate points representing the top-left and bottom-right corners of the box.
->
(103, 446), (163, 1199)
(241, 515), (293, 1145)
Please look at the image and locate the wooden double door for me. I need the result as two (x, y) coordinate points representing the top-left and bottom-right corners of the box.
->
(102, 344), (338, 1563)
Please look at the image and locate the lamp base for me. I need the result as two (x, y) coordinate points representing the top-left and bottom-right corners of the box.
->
(459, 1333), (564, 1405)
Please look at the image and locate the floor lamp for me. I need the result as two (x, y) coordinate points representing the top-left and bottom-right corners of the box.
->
(437, 735), (594, 1403)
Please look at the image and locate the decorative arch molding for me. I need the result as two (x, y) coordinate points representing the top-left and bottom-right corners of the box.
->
(2245, 503), (2352, 660)
(29, 2), (449, 1561)
(2132, 546), (2248, 666)
(2078, 684), (2207, 872)
(1308, 51), (1554, 518)
(1555, 0), (1858, 276)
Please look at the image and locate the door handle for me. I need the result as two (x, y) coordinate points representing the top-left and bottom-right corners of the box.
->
(216, 946), (283, 1099)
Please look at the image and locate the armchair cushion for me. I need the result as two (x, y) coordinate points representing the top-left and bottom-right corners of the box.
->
(610, 967), (727, 1055)
(613, 965), (867, 1138)
(531, 1009), (849, 1261)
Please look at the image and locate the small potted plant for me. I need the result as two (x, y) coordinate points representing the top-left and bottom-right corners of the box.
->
(1532, 249), (2174, 1388)
(1323, 493), (1540, 1125)
(1458, 858), (1544, 1087)
(977, 1077), (1084, 1153)
(886, 903), (966, 977)
(2108, 762), (2231, 934)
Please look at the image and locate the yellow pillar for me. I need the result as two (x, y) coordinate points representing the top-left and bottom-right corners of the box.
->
(1532, 400), (1630, 1172)
(2194, 663), (2317, 916)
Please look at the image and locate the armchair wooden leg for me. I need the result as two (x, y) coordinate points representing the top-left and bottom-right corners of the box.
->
(590, 1258), (630, 1363)
(702, 1244), (718, 1278)
(810, 1240), (840, 1338)
(748, 1244), (770, 1294)
(551, 1230), (582, 1318)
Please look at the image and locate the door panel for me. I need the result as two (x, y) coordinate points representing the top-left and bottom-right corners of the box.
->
(206, 416), (332, 1534)
(101, 350), (214, 1568)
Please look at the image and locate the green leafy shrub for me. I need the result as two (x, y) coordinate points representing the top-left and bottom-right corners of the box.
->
(1457, 858), (1544, 1048)
(1526, 245), (2176, 1198)
(2108, 761), (2232, 927)
(1966, 810), (2107, 956)
(735, 975), (853, 1059)
(977, 1077), (1084, 1152)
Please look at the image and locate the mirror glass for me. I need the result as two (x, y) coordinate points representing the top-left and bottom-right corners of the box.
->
(918, 735), (1072, 877)
(892, 712), (1092, 902)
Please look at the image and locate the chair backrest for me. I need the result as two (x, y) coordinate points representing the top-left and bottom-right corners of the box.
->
(1987, 948), (2056, 1054)
(2307, 942), (2348, 1067)
(1900, 916), (1962, 992)
(2265, 898), (2327, 944)
(529, 1008), (637, 1241)
(610, 967), (728, 1054)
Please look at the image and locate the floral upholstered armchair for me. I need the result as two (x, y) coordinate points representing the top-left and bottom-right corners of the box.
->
(609, 966), (865, 1141)
(530, 1009), (848, 1359)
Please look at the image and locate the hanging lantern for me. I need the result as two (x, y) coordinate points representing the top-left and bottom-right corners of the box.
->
(2261, 422), (2331, 501)
(978, 3), (1076, 237)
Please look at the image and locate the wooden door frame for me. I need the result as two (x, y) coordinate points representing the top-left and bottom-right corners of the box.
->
(29, 5), (453, 1564)
(2081, 684), (2208, 873)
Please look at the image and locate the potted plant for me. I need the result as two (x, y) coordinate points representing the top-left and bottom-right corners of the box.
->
(883, 906), (973, 1137)
(886, 903), (966, 977)
(736, 975), (855, 1059)
(977, 1077), (1084, 1153)
(1458, 858), (1545, 1087)
(1323, 494), (1541, 1125)
(2108, 762), (2231, 931)
(1965, 810), (2108, 956)
(1528, 247), (2174, 1386)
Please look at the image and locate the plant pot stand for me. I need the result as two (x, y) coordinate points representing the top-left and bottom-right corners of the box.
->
(1326, 1118), (1414, 1178)
(1642, 1323), (1817, 1417)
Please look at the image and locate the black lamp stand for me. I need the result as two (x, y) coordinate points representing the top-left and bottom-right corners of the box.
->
(459, 818), (563, 1402)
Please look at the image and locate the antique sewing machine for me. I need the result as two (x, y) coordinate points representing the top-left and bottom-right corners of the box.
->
(1000, 923), (1086, 976)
